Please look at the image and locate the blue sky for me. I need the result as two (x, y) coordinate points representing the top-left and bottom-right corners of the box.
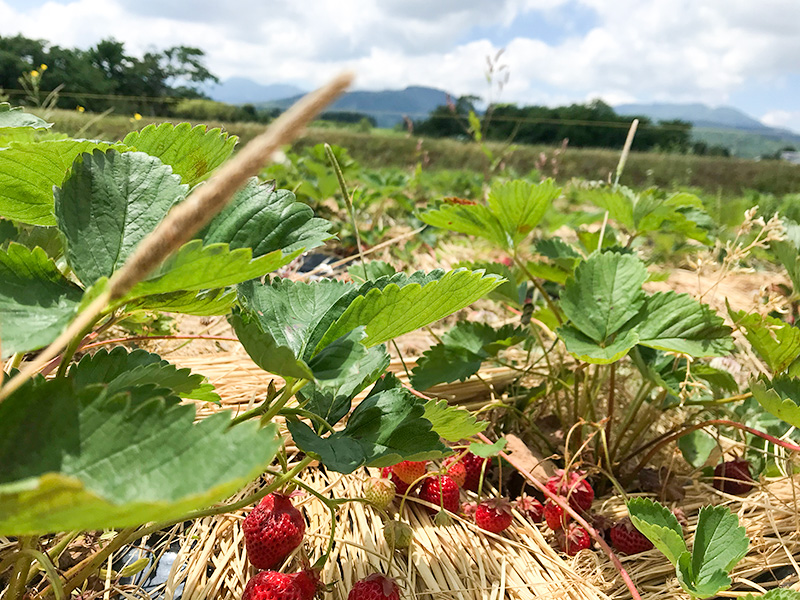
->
(1, 0), (799, 132)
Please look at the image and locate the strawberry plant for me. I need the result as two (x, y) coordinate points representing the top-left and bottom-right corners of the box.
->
(0, 86), (503, 599)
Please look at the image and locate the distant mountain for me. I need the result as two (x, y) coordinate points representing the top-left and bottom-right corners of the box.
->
(265, 85), (451, 128)
(615, 102), (800, 158)
(204, 77), (306, 105)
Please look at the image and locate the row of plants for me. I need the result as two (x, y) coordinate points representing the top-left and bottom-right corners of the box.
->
(2, 98), (800, 600)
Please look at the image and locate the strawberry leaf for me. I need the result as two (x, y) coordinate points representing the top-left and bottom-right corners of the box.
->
(676, 552), (731, 599)
(123, 288), (236, 316)
(741, 591), (800, 600)
(422, 399), (487, 442)
(0, 139), (127, 226)
(55, 149), (188, 286)
(691, 505), (748, 584)
(0, 378), (281, 535)
(288, 374), (447, 473)
(634, 291), (733, 357)
(318, 268), (503, 349)
(123, 122), (237, 188)
(456, 260), (525, 307)
(199, 179), (333, 257)
(419, 202), (508, 248)
(750, 376), (800, 429)
(487, 179), (559, 247)
(0, 103), (52, 129)
(68, 347), (220, 403)
(560, 251), (648, 343)
(0, 243), (84, 358)
(627, 497), (687, 565)
(731, 309), (800, 374)
(557, 325), (639, 364)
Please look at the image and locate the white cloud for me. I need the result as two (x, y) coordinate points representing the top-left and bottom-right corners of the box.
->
(762, 110), (800, 133)
(0, 0), (798, 117)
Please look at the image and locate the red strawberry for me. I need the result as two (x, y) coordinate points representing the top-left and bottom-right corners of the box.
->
(243, 493), (306, 570)
(418, 475), (460, 514)
(391, 460), (428, 485)
(515, 495), (544, 523)
(543, 500), (570, 531)
(610, 517), (653, 555)
(380, 467), (412, 496)
(442, 457), (467, 487)
(545, 470), (594, 513)
(555, 523), (592, 556)
(713, 459), (754, 495)
(242, 569), (321, 600)
(348, 573), (400, 600)
(475, 498), (513, 534)
(461, 452), (490, 492)
(364, 477), (395, 510)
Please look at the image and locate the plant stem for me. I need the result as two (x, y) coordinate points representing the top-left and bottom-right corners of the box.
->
(605, 363), (616, 466)
(260, 378), (308, 425)
(609, 381), (655, 460)
(6, 536), (36, 600)
(325, 142), (367, 280)
(512, 254), (563, 325)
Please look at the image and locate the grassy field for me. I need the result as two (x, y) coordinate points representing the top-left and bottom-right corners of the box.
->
(40, 108), (800, 197)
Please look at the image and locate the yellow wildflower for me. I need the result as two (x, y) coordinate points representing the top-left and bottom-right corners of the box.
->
(76, 105), (85, 113)
(30, 70), (39, 78)
(40, 64), (48, 71)
(133, 113), (142, 120)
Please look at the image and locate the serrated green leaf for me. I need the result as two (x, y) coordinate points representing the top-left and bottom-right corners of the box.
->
(0, 378), (281, 535)
(55, 149), (187, 285)
(677, 552), (731, 599)
(123, 288), (236, 316)
(125, 241), (300, 299)
(422, 399), (487, 442)
(560, 251), (648, 343)
(419, 201), (508, 248)
(0, 219), (17, 246)
(634, 291), (733, 357)
(0, 243), (84, 358)
(0, 140), (128, 226)
(526, 260), (573, 284)
(306, 328), (369, 384)
(199, 179), (332, 257)
(0, 103), (52, 129)
(347, 261), (397, 283)
(469, 438), (507, 457)
(772, 240), (800, 293)
(534, 238), (582, 267)
(411, 321), (525, 389)
(741, 590), (800, 600)
(288, 374), (447, 473)
(750, 376), (800, 428)
(691, 505), (748, 595)
(678, 430), (717, 468)
(299, 344), (390, 430)
(319, 269), (503, 349)
(69, 347), (220, 403)
(456, 260), (525, 306)
(487, 179), (559, 247)
(237, 278), (355, 362)
(558, 325), (639, 364)
(732, 310), (800, 373)
(627, 497), (687, 565)
(228, 311), (314, 380)
(123, 122), (237, 187)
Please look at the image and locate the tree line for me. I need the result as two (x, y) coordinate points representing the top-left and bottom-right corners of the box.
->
(414, 96), (730, 155)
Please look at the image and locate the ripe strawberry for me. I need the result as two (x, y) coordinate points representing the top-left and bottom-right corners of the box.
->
(461, 452), (490, 492)
(610, 517), (653, 555)
(543, 500), (570, 531)
(243, 493), (306, 570)
(515, 495), (544, 523)
(380, 467), (412, 496)
(545, 470), (594, 513)
(242, 569), (321, 600)
(555, 523), (592, 556)
(442, 456), (467, 487)
(364, 477), (395, 510)
(348, 573), (400, 600)
(418, 475), (460, 514)
(475, 498), (513, 534)
(713, 459), (754, 495)
(391, 460), (428, 485)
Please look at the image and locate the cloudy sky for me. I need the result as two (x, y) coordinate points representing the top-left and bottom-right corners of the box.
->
(2, 0), (799, 131)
